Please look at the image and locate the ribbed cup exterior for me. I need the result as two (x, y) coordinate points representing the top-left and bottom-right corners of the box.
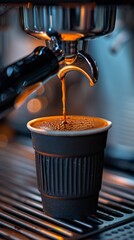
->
(35, 151), (104, 198)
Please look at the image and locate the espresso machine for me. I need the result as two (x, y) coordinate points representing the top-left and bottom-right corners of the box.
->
(0, 1), (134, 240)
(0, 2), (117, 119)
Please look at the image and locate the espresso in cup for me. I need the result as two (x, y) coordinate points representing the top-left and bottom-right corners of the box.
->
(31, 115), (108, 132)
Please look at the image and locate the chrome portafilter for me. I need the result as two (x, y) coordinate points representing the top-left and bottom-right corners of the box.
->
(19, 2), (116, 82)
(20, 3), (116, 41)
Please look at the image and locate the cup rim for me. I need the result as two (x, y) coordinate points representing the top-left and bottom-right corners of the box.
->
(27, 115), (112, 136)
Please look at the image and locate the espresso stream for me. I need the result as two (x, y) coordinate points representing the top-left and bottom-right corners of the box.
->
(61, 77), (67, 123)
(32, 77), (107, 131)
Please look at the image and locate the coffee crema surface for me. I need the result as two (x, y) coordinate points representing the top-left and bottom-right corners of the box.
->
(31, 115), (108, 131)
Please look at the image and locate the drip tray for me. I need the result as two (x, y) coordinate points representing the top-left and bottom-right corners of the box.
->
(0, 136), (134, 240)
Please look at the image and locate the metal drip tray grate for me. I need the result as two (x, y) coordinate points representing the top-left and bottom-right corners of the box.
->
(0, 137), (134, 240)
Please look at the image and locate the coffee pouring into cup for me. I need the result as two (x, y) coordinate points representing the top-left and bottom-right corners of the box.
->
(22, 3), (114, 219)
(0, 1), (116, 219)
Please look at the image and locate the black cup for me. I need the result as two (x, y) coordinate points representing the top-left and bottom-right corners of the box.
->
(27, 115), (112, 219)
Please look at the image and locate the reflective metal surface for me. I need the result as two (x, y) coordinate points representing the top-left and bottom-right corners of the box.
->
(0, 135), (134, 239)
(20, 4), (116, 41)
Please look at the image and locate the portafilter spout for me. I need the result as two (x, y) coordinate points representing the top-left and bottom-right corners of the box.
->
(57, 49), (98, 87)
(46, 33), (98, 86)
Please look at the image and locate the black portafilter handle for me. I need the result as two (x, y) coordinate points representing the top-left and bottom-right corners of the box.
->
(0, 46), (63, 119)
